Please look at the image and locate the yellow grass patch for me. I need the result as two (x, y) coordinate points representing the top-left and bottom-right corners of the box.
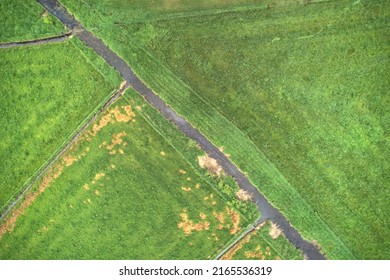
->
(0, 152), (74, 238)
(94, 190), (100, 196)
(178, 213), (210, 235)
(213, 211), (225, 224)
(236, 189), (252, 202)
(107, 132), (127, 150)
(62, 155), (77, 166)
(89, 105), (135, 137)
(245, 246), (268, 260)
(83, 184), (90, 191)
(186, 177), (191, 181)
(199, 213), (207, 220)
(94, 173), (105, 181)
(160, 151), (166, 156)
(221, 230), (256, 260)
(181, 186), (191, 192)
(178, 169), (186, 174)
(226, 207), (241, 235)
(269, 222), (282, 239)
(221, 242), (243, 260)
(198, 154), (223, 176)
(195, 183), (201, 189)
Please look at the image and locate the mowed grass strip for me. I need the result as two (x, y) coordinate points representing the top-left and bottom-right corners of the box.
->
(0, 91), (266, 259)
(0, 0), (65, 43)
(57, 0), (389, 259)
(0, 38), (121, 211)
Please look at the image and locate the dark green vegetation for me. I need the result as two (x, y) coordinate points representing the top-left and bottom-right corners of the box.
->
(0, 0), (64, 43)
(225, 222), (303, 260)
(0, 38), (121, 211)
(59, 0), (390, 259)
(0, 91), (272, 259)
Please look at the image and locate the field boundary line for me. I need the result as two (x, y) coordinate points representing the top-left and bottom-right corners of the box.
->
(0, 82), (128, 220)
(0, 31), (73, 49)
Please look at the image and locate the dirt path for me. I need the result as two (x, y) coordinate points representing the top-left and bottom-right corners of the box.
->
(37, 0), (325, 260)
(0, 32), (72, 49)
(0, 83), (129, 220)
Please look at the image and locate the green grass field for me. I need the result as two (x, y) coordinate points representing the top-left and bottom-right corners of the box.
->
(0, 90), (301, 259)
(0, 0), (65, 43)
(0, 38), (121, 212)
(57, 0), (390, 259)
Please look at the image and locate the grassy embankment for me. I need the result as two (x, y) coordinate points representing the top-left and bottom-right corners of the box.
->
(59, 0), (390, 259)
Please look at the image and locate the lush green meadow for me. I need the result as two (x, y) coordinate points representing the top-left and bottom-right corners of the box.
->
(0, 91), (278, 259)
(58, 0), (390, 259)
(0, 39), (121, 212)
(0, 0), (65, 43)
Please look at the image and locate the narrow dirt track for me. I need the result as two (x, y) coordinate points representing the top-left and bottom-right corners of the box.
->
(0, 32), (72, 49)
(36, 0), (325, 260)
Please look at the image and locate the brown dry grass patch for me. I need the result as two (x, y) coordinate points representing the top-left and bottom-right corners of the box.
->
(226, 207), (241, 235)
(269, 222), (282, 239)
(236, 189), (252, 202)
(213, 211), (225, 224)
(178, 213), (210, 235)
(198, 154), (223, 176)
(89, 105), (135, 137)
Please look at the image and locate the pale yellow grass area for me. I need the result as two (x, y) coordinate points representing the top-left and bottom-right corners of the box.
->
(269, 222), (282, 239)
(236, 189), (252, 202)
(198, 154), (223, 176)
